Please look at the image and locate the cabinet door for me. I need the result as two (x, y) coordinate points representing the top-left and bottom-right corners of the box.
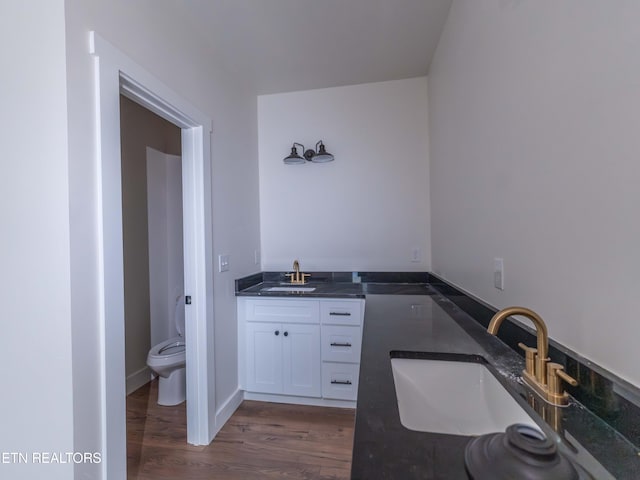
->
(246, 322), (282, 394)
(282, 324), (321, 398)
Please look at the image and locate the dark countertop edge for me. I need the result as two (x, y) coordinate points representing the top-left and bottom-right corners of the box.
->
(235, 271), (433, 299)
(235, 271), (431, 292)
(236, 290), (366, 299)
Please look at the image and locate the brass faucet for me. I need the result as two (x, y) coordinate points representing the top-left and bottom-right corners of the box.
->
(285, 259), (311, 284)
(488, 306), (577, 406)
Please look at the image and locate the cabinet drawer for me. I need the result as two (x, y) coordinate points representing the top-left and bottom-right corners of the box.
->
(245, 298), (319, 324)
(322, 362), (360, 401)
(321, 325), (362, 363)
(320, 300), (363, 326)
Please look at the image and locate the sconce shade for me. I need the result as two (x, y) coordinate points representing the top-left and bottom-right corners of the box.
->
(283, 145), (306, 165)
(311, 142), (334, 163)
(283, 140), (334, 164)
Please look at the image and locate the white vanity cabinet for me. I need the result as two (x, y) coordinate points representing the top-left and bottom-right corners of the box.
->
(238, 296), (365, 406)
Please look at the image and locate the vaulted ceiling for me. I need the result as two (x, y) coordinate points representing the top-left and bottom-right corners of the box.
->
(181, 0), (453, 95)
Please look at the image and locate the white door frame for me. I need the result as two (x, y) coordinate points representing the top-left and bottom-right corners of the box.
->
(90, 32), (215, 479)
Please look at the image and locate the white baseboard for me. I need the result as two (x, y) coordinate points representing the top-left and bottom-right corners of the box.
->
(211, 388), (244, 440)
(244, 391), (356, 409)
(126, 366), (152, 395)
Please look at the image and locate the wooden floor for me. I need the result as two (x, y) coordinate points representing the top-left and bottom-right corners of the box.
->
(127, 380), (356, 479)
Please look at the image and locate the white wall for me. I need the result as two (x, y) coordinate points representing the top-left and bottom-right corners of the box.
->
(147, 148), (184, 348)
(429, 0), (640, 387)
(258, 78), (431, 272)
(0, 1), (75, 479)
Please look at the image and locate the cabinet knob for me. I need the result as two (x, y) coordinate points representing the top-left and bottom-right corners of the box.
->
(284, 331), (289, 337)
(275, 330), (279, 336)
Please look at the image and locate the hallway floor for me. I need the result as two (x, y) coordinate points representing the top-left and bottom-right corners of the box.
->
(127, 380), (355, 479)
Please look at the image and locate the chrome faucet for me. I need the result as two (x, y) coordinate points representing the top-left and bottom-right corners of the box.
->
(488, 306), (577, 406)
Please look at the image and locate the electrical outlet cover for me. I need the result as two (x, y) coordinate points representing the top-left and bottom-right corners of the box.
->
(494, 258), (504, 290)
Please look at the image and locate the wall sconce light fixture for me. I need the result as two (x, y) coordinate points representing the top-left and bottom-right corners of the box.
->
(283, 141), (334, 165)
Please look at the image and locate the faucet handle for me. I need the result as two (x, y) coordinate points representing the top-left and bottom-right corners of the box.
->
(285, 271), (309, 284)
(548, 362), (578, 386)
(547, 362), (578, 400)
(518, 342), (538, 377)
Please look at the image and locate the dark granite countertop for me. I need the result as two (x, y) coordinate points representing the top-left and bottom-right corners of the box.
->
(352, 293), (640, 479)
(235, 271), (434, 298)
(235, 280), (366, 298)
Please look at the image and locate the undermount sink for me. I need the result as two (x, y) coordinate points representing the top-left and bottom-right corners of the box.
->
(264, 286), (317, 292)
(391, 355), (540, 436)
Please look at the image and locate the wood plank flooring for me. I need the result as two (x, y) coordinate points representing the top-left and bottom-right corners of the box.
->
(127, 380), (356, 479)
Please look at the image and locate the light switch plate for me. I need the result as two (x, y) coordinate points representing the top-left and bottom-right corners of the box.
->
(219, 254), (230, 272)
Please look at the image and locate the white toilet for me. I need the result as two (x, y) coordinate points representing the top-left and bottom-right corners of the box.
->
(147, 296), (186, 406)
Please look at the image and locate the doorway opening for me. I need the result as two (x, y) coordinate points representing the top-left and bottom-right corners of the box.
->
(120, 96), (186, 476)
(91, 32), (215, 479)
(120, 96), (183, 399)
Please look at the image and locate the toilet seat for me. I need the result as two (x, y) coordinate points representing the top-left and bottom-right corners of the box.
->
(148, 336), (185, 361)
(159, 341), (185, 356)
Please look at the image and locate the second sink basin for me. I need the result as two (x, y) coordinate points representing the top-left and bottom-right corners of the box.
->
(264, 286), (317, 292)
(391, 354), (540, 436)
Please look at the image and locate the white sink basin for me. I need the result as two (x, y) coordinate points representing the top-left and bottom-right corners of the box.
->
(391, 357), (540, 436)
(264, 286), (316, 292)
